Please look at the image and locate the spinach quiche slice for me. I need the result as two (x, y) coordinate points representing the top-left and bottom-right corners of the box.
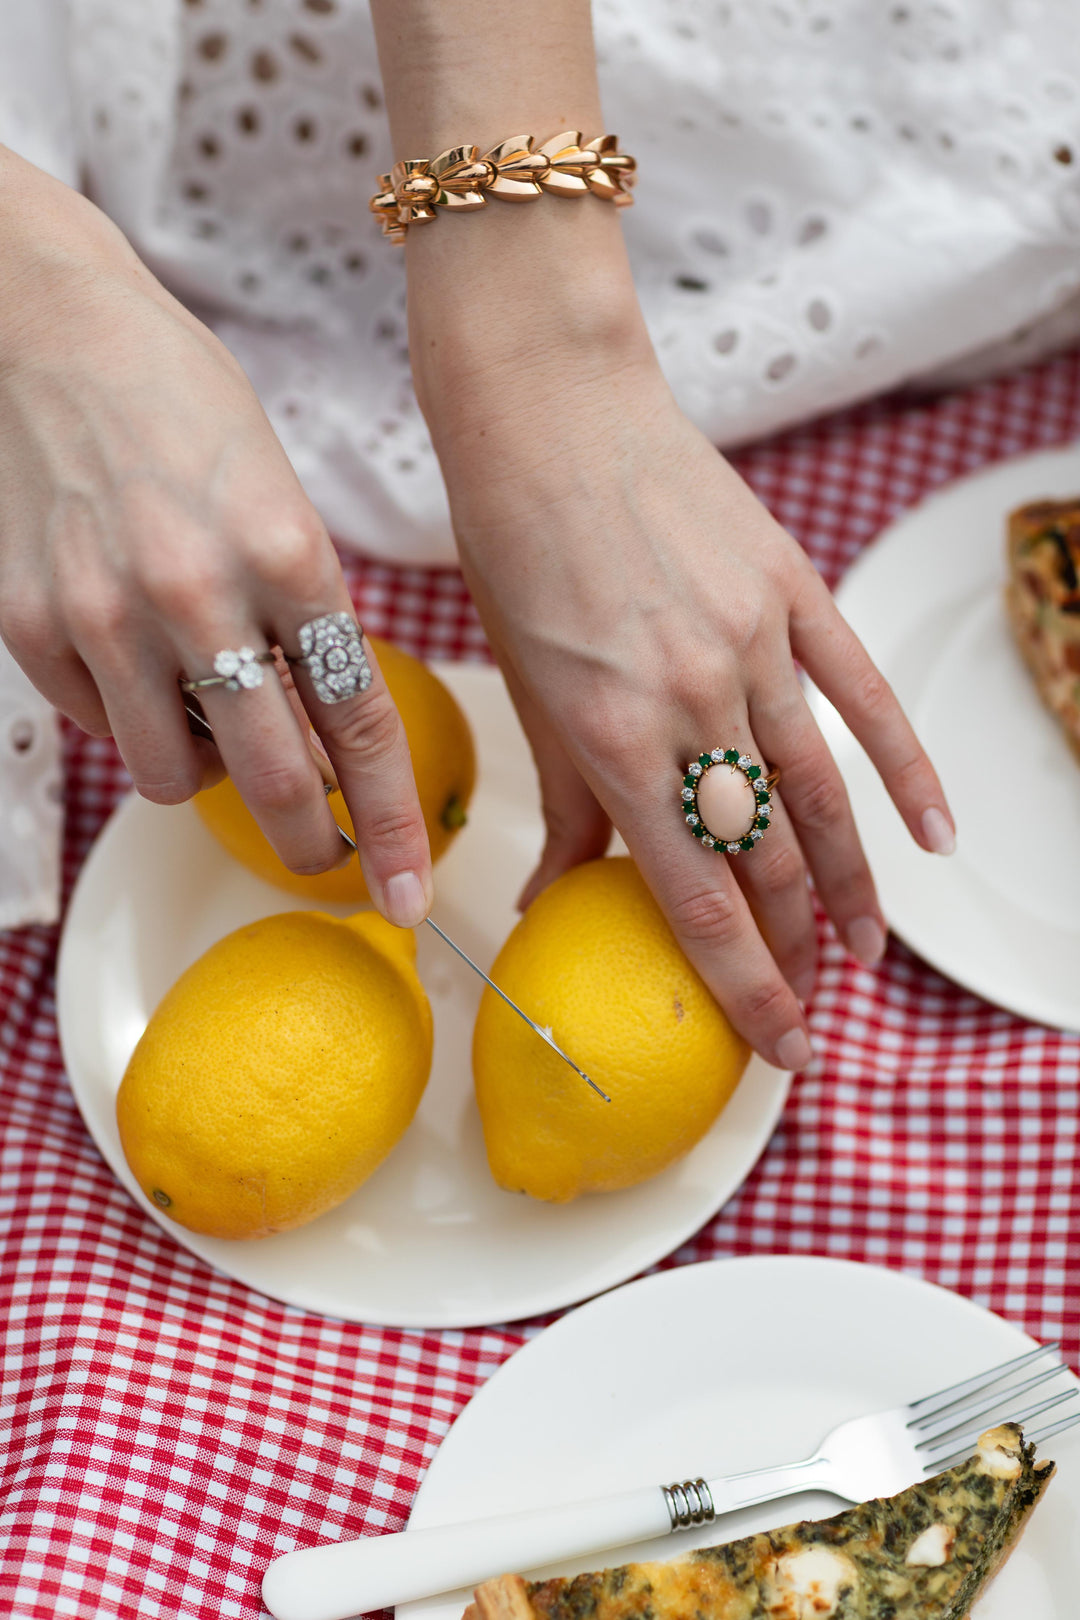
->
(465, 1424), (1053, 1620)
(1005, 496), (1080, 761)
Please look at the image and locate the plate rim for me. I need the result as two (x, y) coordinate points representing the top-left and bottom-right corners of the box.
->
(56, 667), (793, 1329)
(809, 440), (1080, 1032)
(400, 1253), (1080, 1619)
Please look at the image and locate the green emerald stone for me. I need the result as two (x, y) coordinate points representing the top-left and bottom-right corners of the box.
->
(739, 837), (755, 851)
(746, 765), (761, 780)
(698, 753), (712, 768)
(754, 816), (769, 830)
(724, 748), (739, 764)
(684, 775), (698, 788)
(693, 823), (706, 838)
(755, 789), (770, 804)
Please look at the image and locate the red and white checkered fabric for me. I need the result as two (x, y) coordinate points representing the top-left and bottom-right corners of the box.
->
(2, 353), (1079, 1620)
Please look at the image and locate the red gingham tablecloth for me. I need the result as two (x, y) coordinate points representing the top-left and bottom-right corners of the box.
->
(2, 352), (1080, 1620)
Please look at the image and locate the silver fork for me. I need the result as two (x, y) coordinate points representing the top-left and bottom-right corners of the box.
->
(262, 1342), (1080, 1620)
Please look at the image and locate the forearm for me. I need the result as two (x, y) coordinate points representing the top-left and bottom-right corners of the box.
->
(367, 0), (653, 437)
(368, 0), (603, 153)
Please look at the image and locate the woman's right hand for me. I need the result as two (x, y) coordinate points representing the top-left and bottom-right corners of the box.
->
(0, 147), (432, 927)
(405, 201), (954, 1070)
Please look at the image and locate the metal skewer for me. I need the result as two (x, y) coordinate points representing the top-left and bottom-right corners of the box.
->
(183, 691), (608, 1101)
(330, 819), (607, 1101)
(422, 917), (609, 1101)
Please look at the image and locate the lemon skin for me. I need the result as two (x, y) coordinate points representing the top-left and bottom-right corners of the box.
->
(473, 857), (750, 1202)
(116, 910), (433, 1238)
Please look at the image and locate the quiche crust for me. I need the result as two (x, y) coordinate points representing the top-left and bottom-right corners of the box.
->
(466, 1424), (1054, 1620)
(1006, 497), (1080, 761)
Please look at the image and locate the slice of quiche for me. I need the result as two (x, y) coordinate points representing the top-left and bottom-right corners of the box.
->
(1005, 496), (1080, 760)
(466, 1424), (1053, 1620)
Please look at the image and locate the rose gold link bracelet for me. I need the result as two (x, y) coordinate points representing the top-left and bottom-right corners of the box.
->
(369, 130), (636, 242)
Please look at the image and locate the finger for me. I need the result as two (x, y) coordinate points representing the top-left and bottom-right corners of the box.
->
(73, 641), (209, 804)
(280, 611), (432, 928)
(55, 564), (232, 798)
(496, 657), (611, 911)
(179, 695), (230, 790)
(727, 790), (818, 1003)
(191, 733), (227, 790)
(791, 585), (956, 855)
(751, 679), (888, 973)
(4, 634), (112, 739)
(173, 637), (347, 873)
(682, 735), (816, 1006)
(620, 765), (813, 1072)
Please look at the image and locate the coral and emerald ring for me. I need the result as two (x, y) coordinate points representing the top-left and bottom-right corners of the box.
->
(680, 747), (780, 853)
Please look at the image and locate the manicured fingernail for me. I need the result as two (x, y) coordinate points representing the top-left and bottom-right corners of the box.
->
(922, 806), (956, 855)
(776, 1026), (814, 1072)
(846, 914), (887, 967)
(384, 870), (428, 928)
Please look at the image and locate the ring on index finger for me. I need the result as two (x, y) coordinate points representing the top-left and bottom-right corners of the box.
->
(681, 746), (780, 854)
(284, 612), (372, 705)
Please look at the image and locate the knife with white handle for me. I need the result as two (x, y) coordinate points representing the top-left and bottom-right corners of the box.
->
(261, 1480), (709, 1620)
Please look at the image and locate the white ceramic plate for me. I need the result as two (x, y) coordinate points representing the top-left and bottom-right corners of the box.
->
(402, 1255), (1080, 1620)
(808, 444), (1080, 1031)
(57, 665), (791, 1329)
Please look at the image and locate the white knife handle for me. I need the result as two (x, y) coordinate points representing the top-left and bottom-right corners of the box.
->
(262, 1485), (673, 1620)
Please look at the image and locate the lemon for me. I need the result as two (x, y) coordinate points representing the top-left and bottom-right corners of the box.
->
(472, 857), (750, 1202)
(195, 635), (476, 903)
(116, 909), (433, 1238)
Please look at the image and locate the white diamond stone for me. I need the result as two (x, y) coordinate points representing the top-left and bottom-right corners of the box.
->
(710, 748), (724, 762)
(758, 804), (772, 819)
(213, 649), (241, 678)
(726, 842), (741, 854)
(688, 762), (702, 777)
(681, 787), (695, 802)
(737, 753), (752, 769)
(702, 835), (715, 848)
(685, 813), (699, 826)
(750, 828), (763, 840)
(236, 662), (264, 689)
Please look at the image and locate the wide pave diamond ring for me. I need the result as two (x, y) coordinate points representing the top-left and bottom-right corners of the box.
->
(287, 613), (372, 705)
(680, 747), (780, 854)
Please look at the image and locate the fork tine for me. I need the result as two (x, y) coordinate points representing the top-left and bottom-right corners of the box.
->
(909, 1359), (1069, 1441)
(1024, 1405), (1080, 1448)
(926, 1395), (1080, 1472)
(918, 1386), (1079, 1463)
(907, 1342), (1059, 1418)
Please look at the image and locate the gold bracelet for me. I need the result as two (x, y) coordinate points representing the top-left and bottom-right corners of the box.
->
(369, 131), (636, 244)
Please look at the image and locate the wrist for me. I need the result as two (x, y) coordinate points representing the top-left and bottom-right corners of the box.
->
(406, 198), (655, 442)
(0, 147), (139, 354)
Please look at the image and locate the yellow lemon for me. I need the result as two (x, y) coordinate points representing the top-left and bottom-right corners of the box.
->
(195, 635), (476, 903)
(472, 857), (750, 1202)
(116, 909), (433, 1238)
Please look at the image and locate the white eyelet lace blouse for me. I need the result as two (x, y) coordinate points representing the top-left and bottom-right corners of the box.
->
(2, 0), (1080, 923)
